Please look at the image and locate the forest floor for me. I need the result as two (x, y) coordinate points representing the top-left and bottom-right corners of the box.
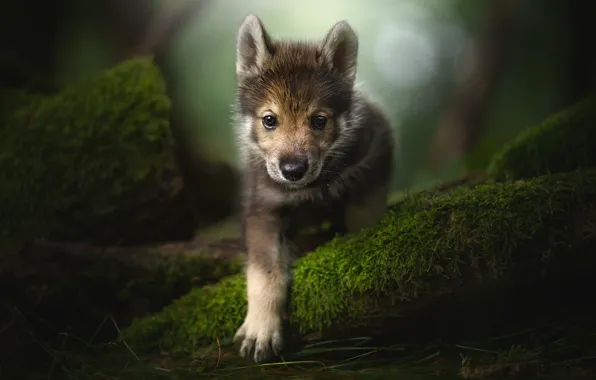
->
(2, 211), (595, 380)
(2, 282), (595, 380)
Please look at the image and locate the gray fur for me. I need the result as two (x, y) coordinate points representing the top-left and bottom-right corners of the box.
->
(232, 13), (395, 363)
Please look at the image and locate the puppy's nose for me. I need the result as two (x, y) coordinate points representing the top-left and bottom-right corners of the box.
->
(279, 156), (309, 182)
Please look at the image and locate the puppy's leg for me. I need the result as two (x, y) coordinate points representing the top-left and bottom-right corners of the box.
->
(234, 207), (291, 363)
(345, 184), (389, 234)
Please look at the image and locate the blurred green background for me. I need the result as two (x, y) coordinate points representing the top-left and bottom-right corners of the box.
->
(1, 0), (593, 198)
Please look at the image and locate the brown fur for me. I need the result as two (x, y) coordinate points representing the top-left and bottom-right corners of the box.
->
(232, 13), (395, 363)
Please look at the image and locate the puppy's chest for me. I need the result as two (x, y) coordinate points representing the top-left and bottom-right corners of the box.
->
(279, 198), (347, 256)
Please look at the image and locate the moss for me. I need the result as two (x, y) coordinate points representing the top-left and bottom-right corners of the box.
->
(113, 253), (244, 312)
(1, 247), (244, 346)
(0, 57), (175, 250)
(0, 87), (46, 121)
(487, 96), (596, 181)
(123, 169), (596, 353)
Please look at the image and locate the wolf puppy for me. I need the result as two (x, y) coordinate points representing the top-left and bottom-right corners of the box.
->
(233, 13), (395, 363)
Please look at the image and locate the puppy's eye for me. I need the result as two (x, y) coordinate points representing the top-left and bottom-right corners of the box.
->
(262, 115), (277, 130)
(311, 115), (327, 130)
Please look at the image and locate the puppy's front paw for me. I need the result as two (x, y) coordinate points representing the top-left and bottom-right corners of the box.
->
(234, 313), (283, 363)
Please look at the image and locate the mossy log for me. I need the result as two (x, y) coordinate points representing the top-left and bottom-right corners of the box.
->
(0, 239), (244, 343)
(487, 96), (596, 181)
(122, 168), (596, 353)
(0, 57), (199, 249)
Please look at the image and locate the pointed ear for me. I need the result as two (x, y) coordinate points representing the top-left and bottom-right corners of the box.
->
(321, 20), (359, 83)
(236, 13), (274, 77)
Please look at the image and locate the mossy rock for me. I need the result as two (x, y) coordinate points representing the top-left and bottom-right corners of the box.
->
(122, 169), (596, 353)
(487, 96), (596, 181)
(0, 57), (196, 249)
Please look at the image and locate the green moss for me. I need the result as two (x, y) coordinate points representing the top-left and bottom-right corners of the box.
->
(487, 96), (596, 181)
(123, 169), (596, 353)
(114, 253), (244, 310)
(123, 274), (248, 352)
(0, 57), (175, 249)
(0, 87), (46, 121)
(2, 248), (244, 346)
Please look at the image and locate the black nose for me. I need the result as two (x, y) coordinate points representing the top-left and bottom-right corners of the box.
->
(279, 156), (309, 182)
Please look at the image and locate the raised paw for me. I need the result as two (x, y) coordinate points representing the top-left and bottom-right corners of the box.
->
(233, 313), (283, 363)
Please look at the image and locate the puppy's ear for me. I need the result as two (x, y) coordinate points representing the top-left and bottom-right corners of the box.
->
(321, 20), (359, 84)
(236, 13), (274, 77)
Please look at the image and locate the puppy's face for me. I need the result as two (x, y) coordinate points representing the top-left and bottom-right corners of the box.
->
(235, 14), (359, 188)
(241, 68), (349, 188)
